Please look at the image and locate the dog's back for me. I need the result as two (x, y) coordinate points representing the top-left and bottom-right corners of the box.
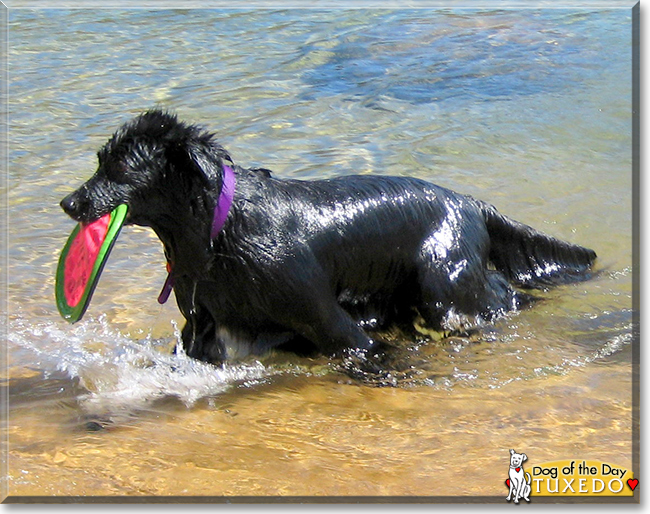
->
(224, 169), (595, 332)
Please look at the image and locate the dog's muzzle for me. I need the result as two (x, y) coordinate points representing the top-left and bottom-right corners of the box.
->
(60, 189), (96, 223)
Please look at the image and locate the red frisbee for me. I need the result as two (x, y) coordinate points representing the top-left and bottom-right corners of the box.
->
(55, 204), (128, 323)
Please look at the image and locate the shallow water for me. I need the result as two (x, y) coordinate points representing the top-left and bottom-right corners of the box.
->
(4, 8), (635, 500)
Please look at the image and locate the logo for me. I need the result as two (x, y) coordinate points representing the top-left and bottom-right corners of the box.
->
(503, 450), (637, 500)
(506, 449), (532, 503)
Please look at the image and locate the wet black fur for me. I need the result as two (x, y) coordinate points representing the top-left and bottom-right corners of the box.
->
(61, 110), (597, 364)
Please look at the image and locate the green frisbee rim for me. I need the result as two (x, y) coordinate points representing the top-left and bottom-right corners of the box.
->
(55, 204), (128, 323)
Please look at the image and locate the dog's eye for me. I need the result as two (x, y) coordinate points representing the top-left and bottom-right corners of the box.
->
(105, 161), (129, 182)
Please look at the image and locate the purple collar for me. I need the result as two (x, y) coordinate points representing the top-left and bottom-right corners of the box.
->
(210, 164), (236, 238)
(158, 164), (236, 304)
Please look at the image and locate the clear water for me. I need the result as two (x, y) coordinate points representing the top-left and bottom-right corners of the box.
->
(4, 8), (634, 498)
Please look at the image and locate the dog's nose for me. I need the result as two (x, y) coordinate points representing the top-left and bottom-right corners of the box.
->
(60, 193), (80, 218)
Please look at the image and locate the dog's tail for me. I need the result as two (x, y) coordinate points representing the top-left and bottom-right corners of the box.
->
(479, 201), (597, 289)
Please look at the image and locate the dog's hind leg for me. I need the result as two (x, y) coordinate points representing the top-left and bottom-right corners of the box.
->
(522, 473), (532, 502)
(414, 225), (525, 331)
(290, 300), (401, 381)
(289, 300), (379, 357)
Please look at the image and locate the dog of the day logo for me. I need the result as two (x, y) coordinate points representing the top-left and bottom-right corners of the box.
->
(505, 450), (637, 501)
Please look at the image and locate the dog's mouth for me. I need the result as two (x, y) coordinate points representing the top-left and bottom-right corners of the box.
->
(123, 209), (135, 225)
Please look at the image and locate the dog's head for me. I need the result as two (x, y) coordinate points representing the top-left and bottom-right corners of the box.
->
(509, 449), (527, 468)
(60, 109), (232, 228)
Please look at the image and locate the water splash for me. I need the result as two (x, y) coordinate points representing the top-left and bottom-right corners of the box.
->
(7, 315), (271, 416)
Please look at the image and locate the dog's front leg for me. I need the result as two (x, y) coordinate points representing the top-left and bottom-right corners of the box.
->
(514, 478), (524, 504)
(173, 277), (227, 364)
(179, 306), (227, 364)
(506, 482), (513, 501)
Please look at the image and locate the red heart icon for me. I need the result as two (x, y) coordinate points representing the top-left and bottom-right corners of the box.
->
(516, 467), (521, 472)
(505, 479), (511, 488)
(627, 478), (639, 491)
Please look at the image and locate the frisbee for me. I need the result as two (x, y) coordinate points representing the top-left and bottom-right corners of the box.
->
(55, 204), (128, 323)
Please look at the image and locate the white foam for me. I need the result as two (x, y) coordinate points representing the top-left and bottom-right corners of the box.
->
(8, 315), (271, 413)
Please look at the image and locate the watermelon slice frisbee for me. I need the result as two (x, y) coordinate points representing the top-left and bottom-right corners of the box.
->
(55, 204), (128, 323)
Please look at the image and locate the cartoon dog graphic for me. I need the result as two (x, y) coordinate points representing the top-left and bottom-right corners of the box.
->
(506, 449), (531, 503)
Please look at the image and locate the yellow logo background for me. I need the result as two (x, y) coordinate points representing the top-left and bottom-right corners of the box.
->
(523, 460), (634, 497)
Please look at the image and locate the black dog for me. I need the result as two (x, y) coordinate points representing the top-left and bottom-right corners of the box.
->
(61, 110), (596, 364)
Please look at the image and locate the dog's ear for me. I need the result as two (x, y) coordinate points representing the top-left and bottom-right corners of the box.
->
(167, 141), (214, 187)
(186, 141), (224, 185)
(522, 454), (528, 462)
(510, 449), (515, 455)
(166, 139), (232, 189)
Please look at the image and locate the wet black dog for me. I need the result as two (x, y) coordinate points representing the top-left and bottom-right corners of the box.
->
(61, 110), (596, 364)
